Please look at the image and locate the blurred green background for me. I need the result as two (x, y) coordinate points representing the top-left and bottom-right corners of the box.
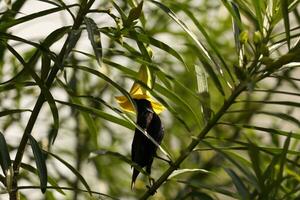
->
(0, 0), (300, 199)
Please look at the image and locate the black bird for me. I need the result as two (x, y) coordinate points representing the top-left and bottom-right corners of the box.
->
(131, 99), (164, 189)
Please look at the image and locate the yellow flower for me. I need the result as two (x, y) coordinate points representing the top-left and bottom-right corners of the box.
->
(115, 65), (165, 114)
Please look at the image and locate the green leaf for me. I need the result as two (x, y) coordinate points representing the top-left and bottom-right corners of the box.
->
(175, 4), (234, 82)
(247, 142), (264, 192)
(42, 26), (71, 50)
(84, 17), (102, 66)
(0, 132), (11, 175)
(55, 99), (133, 130)
(65, 64), (136, 113)
(20, 163), (65, 195)
(227, 110), (300, 127)
(127, 31), (186, 67)
(150, 0), (225, 87)
(90, 150), (148, 176)
(281, 0), (290, 49)
(194, 51), (225, 95)
(252, 0), (264, 31)
(0, 82), (36, 92)
(176, 180), (239, 198)
(0, 32), (41, 48)
(230, 2), (247, 69)
(237, 100), (300, 108)
(125, 0), (143, 27)
(63, 29), (82, 62)
(184, 191), (214, 200)
(274, 132), (292, 196)
(231, 2), (242, 53)
(202, 141), (259, 190)
(225, 168), (250, 200)
(111, 2), (127, 23)
(29, 135), (47, 193)
(56, 78), (99, 147)
(5, 44), (59, 144)
(154, 83), (203, 128)
(220, 0), (243, 30)
(46, 151), (92, 196)
(0, 109), (32, 117)
(0, 5), (77, 30)
(168, 168), (210, 180)
(219, 122), (300, 140)
(41, 52), (51, 81)
(195, 65), (211, 122)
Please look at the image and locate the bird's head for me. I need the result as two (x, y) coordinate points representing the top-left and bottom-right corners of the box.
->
(133, 99), (154, 113)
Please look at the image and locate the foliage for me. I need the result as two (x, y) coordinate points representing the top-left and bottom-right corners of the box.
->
(0, 0), (300, 199)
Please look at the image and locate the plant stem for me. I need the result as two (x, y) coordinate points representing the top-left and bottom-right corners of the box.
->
(139, 83), (246, 199)
(9, 1), (95, 199)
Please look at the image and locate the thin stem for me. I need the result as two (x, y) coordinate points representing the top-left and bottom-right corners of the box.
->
(139, 83), (246, 199)
(17, 186), (118, 200)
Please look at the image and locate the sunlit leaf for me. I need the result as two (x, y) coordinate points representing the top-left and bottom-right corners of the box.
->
(168, 168), (210, 179)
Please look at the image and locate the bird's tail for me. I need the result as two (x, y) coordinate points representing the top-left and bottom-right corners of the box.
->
(131, 168), (140, 190)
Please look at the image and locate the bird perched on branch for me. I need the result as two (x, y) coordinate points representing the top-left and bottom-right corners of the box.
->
(115, 65), (165, 189)
(131, 99), (164, 189)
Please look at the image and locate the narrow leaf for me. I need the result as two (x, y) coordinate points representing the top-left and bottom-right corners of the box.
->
(252, 0), (264, 31)
(203, 141), (259, 190)
(0, 5), (77, 30)
(29, 135), (47, 193)
(150, 0), (223, 80)
(63, 29), (82, 62)
(125, 0), (143, 26)
(55, 99), (133, 130)
(0, 132), (11, 175)
(176, 180), (239, 198)
(41, 53), (51, 81)
(168, 168), (210, 179)
(281, 0), (290, 49)
(20, 163), (65, 195)
(155, 83), (203, 128)
(195, 65), (211, 122)
(84, 17), (102, 66)
(219, 122), (300, 140)
(274, 132), (292, 196)
(248, 142), (264, 192)
(128, 31), (186, 67)
(225, 168), (250, 200)
(0, 109), (32, 117)
(220, 0), (243, 29)
(42, 26), (71, 50)
(195, 51), (225, 95)
(5, 44), (60, 144)
(90, 150), (148, 176)
(176, 4), (234, 82)
(46, 151), (92, 196)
